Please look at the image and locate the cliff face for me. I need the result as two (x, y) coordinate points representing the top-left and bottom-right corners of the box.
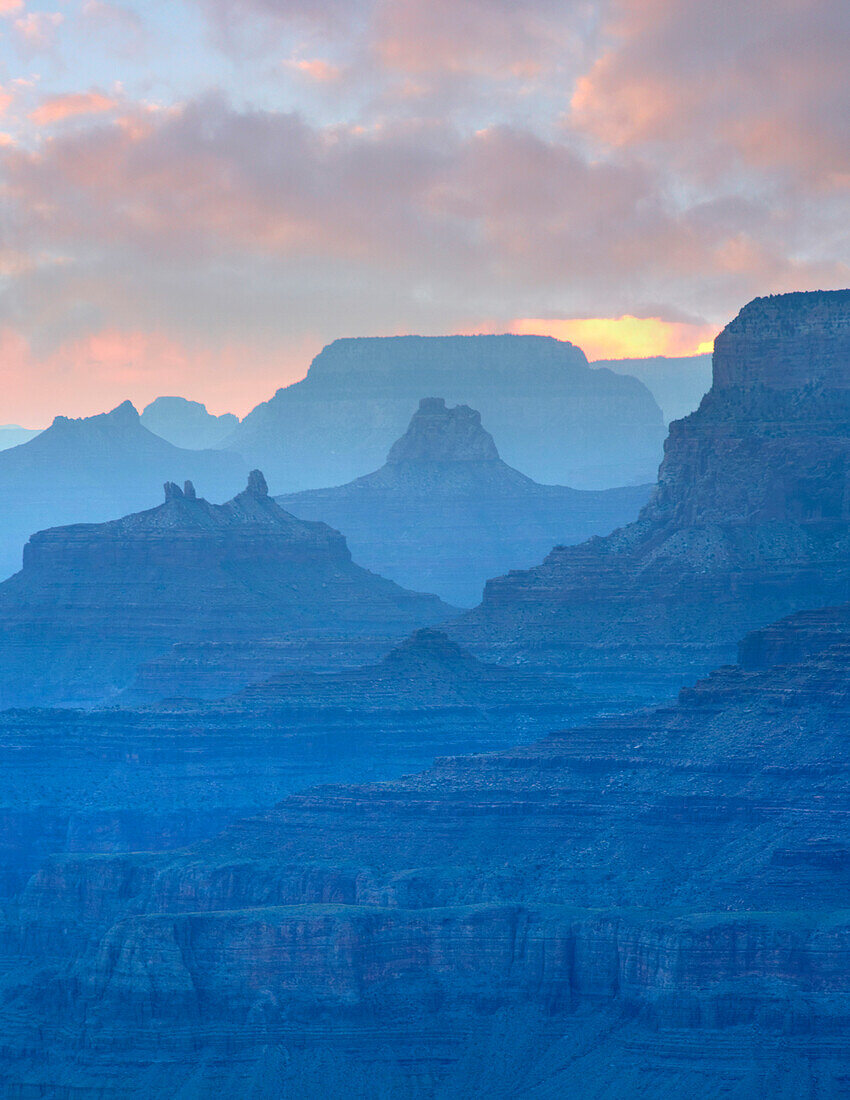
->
(0, 401), (247, 581)
(451, 290), (850, 698)
(281, 398), (651, 605)
(0, 473), (453, 708)
(3, 602), (850, 1095)
(225, 335), (666, 491)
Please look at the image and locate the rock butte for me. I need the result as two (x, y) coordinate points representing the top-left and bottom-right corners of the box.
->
(280, 397), (651, 606)
(0, 400), (247, 581)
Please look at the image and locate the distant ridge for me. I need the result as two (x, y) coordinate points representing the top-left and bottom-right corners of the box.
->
(281, 397), (651, 605)
(0, 400), (247, 580)
(592, 353), (713, 423)
(141, 396), (239, 450)
(224, 334), (665, 492)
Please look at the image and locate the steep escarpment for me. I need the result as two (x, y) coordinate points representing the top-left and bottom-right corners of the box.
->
(281, 398), (650, 605)
(0, 400), (247, 580)
(0, 473), (453, 708)
(451, 290), (850, 698)
(4, 603), (850, 1095)
(225, 334), (665, 491)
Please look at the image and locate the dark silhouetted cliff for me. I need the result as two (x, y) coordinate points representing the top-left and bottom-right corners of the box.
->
(451, 290), (850, 699)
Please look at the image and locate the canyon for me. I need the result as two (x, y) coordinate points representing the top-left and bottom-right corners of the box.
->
(1, 591), (849, 1095)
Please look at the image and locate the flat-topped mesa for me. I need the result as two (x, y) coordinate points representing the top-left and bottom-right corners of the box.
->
(386, 398), (500, 464)
(713, 289), (850, 392)
(224, 333), (665, 491)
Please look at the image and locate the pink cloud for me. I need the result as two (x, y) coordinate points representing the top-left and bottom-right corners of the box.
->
(284, 58), (342, 83)
(13, 10), (63, 50)
(0, 326), (314, 425)
(570, 0), (850, 186)
(0, 0), (23, 15)
(30, 90), (118, 126)
(373, 0), (575, 77)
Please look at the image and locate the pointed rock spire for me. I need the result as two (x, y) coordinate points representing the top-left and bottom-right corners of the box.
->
(163, 481), (184, 502)
(183, 481), (197, 500)
(247, 469), (269, 498)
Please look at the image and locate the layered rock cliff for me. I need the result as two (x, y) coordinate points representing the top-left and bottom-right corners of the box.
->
(451, 290), (850, 698)
(225, 335), (665, 491)
(3, 600), (850, 1095)
(0, 473), (453, 708)
(280, 398), (651, 605)
(0, 400), (247, 580)
(0, 630), (583, 897)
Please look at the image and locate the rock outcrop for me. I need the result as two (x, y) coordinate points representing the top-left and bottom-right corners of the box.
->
(451, 290), (850, 699)
(280, 398), (651, 605)
(141, 396), (240, 450)
(0, 400), (247, 580)
(3, 601), (850, 1095)
(224, 334), (666, 491)
(0, 473), (454, 708)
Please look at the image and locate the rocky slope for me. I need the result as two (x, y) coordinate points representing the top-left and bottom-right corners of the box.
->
(141, 396), (239, 449)
(0, 630), (584, 898)
(224, 335), (665, 492)
(593, 353), (713, 423)
(280, 398), (651, 605)
(0, 400), (247, 580)
(0, 472), (453, 708)
(450, 290), (850, 699)
(3, 600), (850, 1095)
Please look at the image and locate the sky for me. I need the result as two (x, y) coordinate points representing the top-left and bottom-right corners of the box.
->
(0, 0), (848, 424)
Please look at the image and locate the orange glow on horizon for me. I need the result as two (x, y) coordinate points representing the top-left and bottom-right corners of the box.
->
(511, 316), (716, 361)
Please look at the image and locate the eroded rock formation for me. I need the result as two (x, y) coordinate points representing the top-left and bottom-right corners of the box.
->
(0, 400), (248, 580)
(280, 398), (651, 605)
(0, 473), (453, 707)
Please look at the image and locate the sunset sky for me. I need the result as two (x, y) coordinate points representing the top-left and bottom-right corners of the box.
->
(1, 0), (848, 424)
